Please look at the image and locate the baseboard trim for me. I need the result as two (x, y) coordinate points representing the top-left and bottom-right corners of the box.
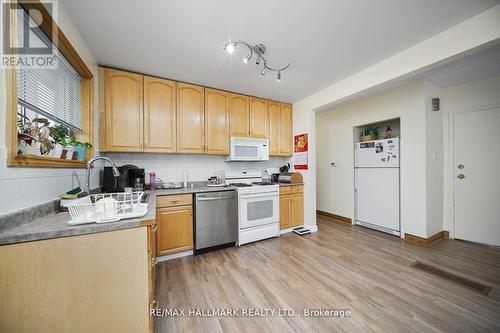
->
(156, 250), (193, 262)
(404, 231), (449, 246)
(316, 210), (352, 224)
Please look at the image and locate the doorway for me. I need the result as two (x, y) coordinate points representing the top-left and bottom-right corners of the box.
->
(453, 107), (500, 246)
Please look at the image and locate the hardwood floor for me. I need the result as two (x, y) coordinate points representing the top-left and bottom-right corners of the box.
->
(154, 216), (500, 332)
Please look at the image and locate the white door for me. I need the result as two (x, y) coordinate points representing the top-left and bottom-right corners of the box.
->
(454, 107), (500, 246)
(355, 168), (400, 232)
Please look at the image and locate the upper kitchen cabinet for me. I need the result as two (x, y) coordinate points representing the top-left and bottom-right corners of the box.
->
(98, 67), (293, 156)
(249, 97), (269, 138)
(144, 76), (176, 153)
(230, 94), (250, 137)
(104, 68), (144, 152)
(268, 101), (281, 155)
(280, 103), (293, 156)
(176, 83), (205, 153)
(205, 88), (230, 155)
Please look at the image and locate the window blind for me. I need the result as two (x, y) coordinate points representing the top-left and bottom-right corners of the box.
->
(16, 8), (82, 131)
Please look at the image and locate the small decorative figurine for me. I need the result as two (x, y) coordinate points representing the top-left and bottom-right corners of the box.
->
(385, 126), (392, 139)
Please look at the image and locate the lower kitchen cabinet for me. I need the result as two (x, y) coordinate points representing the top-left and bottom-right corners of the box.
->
(291, 192), (304, 226)
(156, 204), (193, 255)
(0, 228), (151, 333)
(279, 185), (304, 229)
(279, 194), (292, 229)
(147, 224), (157, 332)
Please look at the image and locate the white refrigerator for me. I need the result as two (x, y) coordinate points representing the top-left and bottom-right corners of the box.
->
(354, 138), (400, 236)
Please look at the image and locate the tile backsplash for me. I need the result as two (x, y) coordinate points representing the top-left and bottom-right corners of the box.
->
(104, 153), (290, 184)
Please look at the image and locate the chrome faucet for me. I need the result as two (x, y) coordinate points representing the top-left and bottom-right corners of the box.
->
(85, 156), (120, 195)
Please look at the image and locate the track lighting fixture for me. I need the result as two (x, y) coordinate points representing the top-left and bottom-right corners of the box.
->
(243, 53), (252, 64)
(224, 43), (235, 54)
(224, 40), (290, 81)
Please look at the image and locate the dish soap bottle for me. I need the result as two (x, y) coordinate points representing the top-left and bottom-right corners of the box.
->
(148, 172), (156, 191)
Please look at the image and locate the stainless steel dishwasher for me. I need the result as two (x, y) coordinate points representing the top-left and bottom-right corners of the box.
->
(194, 190), (238, 254)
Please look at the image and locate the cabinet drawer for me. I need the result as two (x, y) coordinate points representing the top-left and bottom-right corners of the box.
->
(156, 194), (192, 208)
(291, 185), (303, 193)
(280, 186), (292, 195)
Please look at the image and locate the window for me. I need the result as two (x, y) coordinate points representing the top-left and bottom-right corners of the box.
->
(5, 1), (94, 168)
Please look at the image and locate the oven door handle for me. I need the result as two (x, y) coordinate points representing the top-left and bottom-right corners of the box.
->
(239, 193), (278, 199)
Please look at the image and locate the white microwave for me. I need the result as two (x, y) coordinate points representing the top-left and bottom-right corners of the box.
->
(227, 137), (269, 161)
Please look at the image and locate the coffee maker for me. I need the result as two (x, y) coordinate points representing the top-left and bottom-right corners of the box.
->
(102, 165), (145, 192)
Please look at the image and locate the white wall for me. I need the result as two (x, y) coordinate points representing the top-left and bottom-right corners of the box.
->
(424, 81), (444, 236)
(104, 153), (287, 184)
(0, 1), (100, 216)
(293, 6), (499, 235)
(316, 81), (427, 237)
(316, 76), (500, 239)
(441, 75), (500, 237)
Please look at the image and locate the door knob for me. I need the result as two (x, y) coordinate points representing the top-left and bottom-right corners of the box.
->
(457, 174), (465, 179)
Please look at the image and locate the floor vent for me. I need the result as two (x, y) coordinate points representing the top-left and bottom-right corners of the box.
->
(411, 261), (491, 295)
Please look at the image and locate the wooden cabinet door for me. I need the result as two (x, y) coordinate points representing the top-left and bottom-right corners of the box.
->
(230, 94), (250, 137)
(249, 97), (269, 138)
(205, 88), (230, 155)
(176, 83), (205, 153)
(280, 194), (292, 230)
(144, 76), (176, 153)
(147, 225), (156, 332)
(291, 193), (304, 226)
(156, 206), (193, 255)
(105, 69), (143, 151)
(268, 101), (281, 155)
(280, 103), (293, 156)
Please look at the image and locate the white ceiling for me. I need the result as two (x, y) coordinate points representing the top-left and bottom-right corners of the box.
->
(60, 0), (499, 103)
(425, 44), (500, 87)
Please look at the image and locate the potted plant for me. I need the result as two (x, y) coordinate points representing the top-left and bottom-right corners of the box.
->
(62, 136), (77, 160)
(70, 137), (92, 161)
(35, 118), (54, 156)
(360, 126), (379, 142)
(51, 125), (68, 158)
(16, 116), (52, 155)
(17, 115), (37, 155)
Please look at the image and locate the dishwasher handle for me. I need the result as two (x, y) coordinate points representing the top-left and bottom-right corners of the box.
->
(196, 195), (235, 201)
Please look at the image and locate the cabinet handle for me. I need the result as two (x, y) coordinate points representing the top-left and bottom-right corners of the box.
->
(151, 257), (157, 267)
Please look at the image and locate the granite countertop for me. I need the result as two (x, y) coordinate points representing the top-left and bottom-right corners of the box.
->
(0, 182), (304, 246)
(0, 192), (157, 246)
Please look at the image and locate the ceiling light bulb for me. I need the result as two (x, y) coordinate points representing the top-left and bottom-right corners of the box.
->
(276, 71), (281, 82)
(225, 43), (235, 54)
(256, 57), (260, 65)
(261, 66), (266, 76)
(243, 54), (252, 64)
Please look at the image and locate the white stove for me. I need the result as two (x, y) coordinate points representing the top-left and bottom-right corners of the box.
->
(225, 170), (280, 245)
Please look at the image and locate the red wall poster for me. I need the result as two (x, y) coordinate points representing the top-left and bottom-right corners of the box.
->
(294, 133), (308, 170)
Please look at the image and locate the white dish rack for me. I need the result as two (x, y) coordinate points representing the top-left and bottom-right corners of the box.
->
(66, 192), (148, 225)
